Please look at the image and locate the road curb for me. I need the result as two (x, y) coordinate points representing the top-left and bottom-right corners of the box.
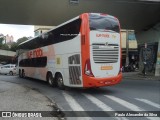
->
(122, 72), (160, 81)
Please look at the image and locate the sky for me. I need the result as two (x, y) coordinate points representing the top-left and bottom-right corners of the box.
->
(0, 24), (34, 41)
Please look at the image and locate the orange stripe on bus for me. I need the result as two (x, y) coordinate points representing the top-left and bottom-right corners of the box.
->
(80, 13), (90, 87)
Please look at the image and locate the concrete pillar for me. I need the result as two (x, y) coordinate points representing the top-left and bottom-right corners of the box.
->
(125, 30), (129, 66)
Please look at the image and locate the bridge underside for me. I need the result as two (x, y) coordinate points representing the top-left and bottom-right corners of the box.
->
(0, 55), (14, 64)
(0, 50), (16, 63)
(0, 0), (160, 32)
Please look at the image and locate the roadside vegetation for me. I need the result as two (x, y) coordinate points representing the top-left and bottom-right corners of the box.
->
(0, 36), (29, 52)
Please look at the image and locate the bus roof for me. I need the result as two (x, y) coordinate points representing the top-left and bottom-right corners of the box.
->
(18, 13), (117, 50)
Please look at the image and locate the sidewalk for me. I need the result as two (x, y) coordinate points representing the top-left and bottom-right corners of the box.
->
(122, 71), (160, 80)
(0, 80), (58, 120)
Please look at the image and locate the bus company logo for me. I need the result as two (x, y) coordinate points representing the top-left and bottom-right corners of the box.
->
(27, 48), (43, 58)
(96, 34), (109, 38)
(112, 35), (116, 39)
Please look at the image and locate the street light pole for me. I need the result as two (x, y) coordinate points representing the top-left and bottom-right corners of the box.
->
(126, 30), (129, 66)
(143, 43), (147, 76)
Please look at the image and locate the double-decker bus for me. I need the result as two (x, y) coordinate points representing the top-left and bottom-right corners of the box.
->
(17, 13), (122, 89)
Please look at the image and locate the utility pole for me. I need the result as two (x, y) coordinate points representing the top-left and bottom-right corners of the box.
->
(143, 42), (147, 76)
(125, 30), (129, 66)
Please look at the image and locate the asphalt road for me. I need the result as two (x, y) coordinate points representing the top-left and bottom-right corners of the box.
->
(0, 75), (159, 120)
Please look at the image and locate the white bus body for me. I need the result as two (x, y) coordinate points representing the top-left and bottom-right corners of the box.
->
(18, 13), (122, 89)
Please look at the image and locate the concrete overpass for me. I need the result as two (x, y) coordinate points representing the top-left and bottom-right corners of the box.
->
(0, 49), (16, 63)
(0, 0), (160, 32)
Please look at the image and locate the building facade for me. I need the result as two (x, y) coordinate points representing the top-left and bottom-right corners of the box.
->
(121, 29), (138, 68)
(34, 26), (54, 37)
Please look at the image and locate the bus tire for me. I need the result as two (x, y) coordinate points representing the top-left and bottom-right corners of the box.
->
(56, 74), (65, 90)
(22, 70), (25, 78)
(19, 70), (22, 78)
(9, 71), (13, 76)
(47, 72), (56, 87)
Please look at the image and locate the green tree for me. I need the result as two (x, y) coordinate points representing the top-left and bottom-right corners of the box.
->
(0, 35), (5, 48)
(0, 36), (29, 51)
(17, 37), (28, 45)
(9, 37), (29, 51)
(0, 38), (4, 44)
(1, 44), (9, 50)
(10, 42), (18, 52)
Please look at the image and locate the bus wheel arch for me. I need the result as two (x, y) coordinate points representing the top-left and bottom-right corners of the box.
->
(9, 71), (13, 76)
(55, 72), (65, 90)
(19, 69), (22, 78)
(47, 71), (56, 87)
(22, 69), (25, 78)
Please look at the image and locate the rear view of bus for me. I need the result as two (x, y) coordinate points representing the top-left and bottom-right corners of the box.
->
(81, 13), (122, 87)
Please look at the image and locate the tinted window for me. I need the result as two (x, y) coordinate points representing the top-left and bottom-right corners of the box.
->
(18, 18), (81, 50)
(4, 66), (10, 68)
(89, 14), (120, 33)
(19, 57), (47, 67)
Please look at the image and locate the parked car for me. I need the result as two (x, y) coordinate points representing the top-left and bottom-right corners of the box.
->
(0, 64), (16, 75)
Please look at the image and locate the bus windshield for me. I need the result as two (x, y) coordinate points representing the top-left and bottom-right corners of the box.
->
(89, 14), (120, 33)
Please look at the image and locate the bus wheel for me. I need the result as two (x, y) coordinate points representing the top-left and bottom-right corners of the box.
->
(19, 70), (22, 78)
(47, 73), (56, 87)
(9, 71), (13, 76)
(57, 74), (64, 90)
(22, 70), (25, 78)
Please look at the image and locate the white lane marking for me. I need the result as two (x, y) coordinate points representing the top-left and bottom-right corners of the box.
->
(83, 94), (128, 120)
(62, 92), (92, 120)
(62, 91), (84, 111)
(105, 95), (159, 120)
(135, 98), (160, 109)
(105, 95), (143, 111)
(84, 94), (113, 111)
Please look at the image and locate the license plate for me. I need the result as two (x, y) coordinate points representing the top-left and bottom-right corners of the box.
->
(101, 66), (113, 70)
